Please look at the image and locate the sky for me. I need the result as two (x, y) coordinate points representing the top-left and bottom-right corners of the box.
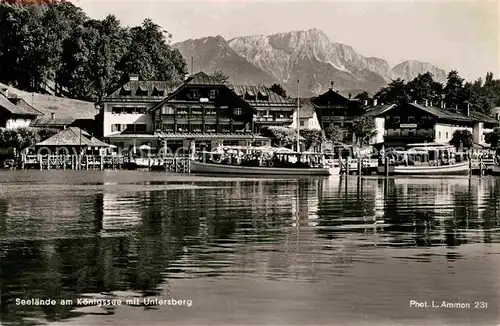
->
(73, 0), (500, 82)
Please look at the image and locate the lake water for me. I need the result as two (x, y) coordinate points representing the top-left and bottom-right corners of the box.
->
(0, 170), (499, 326)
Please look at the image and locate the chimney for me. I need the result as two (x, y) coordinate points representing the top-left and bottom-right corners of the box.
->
(51, 112), (55, 120)
(363, 100), (368, 106)
(373, 99), (378, 106)
(441, 101), (445, 109)
(329, 81), (334, 91)
(129, 74), (139, 81)
(424, 99), (428, 106)
(414, 100), (417, 104)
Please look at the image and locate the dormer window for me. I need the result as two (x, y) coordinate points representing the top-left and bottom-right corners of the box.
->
(152, 86), (164, 97)
(136, 85), (148, 96)
(191, 89), (200, 99)
(120, 85), (132, 96)
(234, 108), (243, 116)
(245, 90), (256, 101)
(258, 90), (269, 101)
(209, 90), (219, 99)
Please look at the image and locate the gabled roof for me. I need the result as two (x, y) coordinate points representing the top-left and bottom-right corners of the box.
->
(102, 80), (181, 102)
(230, 85), (295, 107)
(0, 93), (43, 116)
(364, 102), (499, 125)
(30, 117), (77, 127)
(294, 98), (315, 118)
(36, 127), (110, 147)
(363, 104), (396, 117)
(184, 72), (223, 85)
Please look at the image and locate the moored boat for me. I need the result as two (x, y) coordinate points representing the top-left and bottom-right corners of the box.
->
(191, 145), (340, 176)
(377, 143), (470, 176)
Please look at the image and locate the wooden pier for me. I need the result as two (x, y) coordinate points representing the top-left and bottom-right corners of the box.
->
(21, 155), (192, 173)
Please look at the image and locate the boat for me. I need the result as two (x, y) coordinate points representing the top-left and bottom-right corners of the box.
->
(377, 143), (470, 176)
(191, 146), (340, 176)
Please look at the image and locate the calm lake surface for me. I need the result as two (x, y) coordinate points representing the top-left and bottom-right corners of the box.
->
(0, 170), (499, 326)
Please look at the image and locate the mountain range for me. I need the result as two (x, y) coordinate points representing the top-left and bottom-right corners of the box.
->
(173, 28), (447, 98)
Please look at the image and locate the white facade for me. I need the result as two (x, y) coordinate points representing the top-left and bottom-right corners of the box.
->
(369, 117), (385, 144)
(102, 102), (154, 137)
(434, 122), (491, 145)
(5, 117), (32, 129)
(290, 111), (322, 130)
(434, 123), (473, 144)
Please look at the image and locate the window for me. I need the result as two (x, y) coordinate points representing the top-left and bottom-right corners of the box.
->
(191, 89), (200, 98)
(111, 124), (122, 132)
(177, 124), (189, 132)
(191, 107), (203, 115)
(300, 120), (305, 127)
(162, 106), (175, 115)
(221, 125), (231, 133)
(163, 124), (174, 132)
(409, 131), (414, 137)
(135, 124), (147, 133)
(233, 108), (243, 115)
(125, 124), (135, 133)
(205, 108), (216, 115)
(136, 108), (147, 114)
(407, 116), (415, 123)
(191, 124), (203, 132)
(209, 90), (219, 99)
(439, 132), (442, 138)
(446, 132), (449, 139)
(125, 107), (135, 114)
(112, 107), (123, 114)
(205, 125), (216, 132)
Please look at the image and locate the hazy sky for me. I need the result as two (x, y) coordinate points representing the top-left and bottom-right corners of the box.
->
(73, 0), (499, 81)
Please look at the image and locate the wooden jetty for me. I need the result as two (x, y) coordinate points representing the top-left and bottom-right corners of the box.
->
(21, 154), (191, 173)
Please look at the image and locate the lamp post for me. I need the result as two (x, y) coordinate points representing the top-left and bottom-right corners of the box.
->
(296, 80), (300, 152)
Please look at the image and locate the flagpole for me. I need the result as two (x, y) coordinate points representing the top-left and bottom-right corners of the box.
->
(296, 80), (300, 152)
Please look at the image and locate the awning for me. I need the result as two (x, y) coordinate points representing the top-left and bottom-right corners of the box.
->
(156, 132), (269, 141)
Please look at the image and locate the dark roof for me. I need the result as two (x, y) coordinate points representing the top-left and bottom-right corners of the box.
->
(470, 111), (499, 124)
(36, 127), (110, 147)
(364, 102), (499, 125)
(364, 104), (396, 117)
(296, 98), (315, 118)
(231, 85), (295, 107)
(0, 93), (42, 116)
(184, 72), (223, 85)
(30, 117), (77, 127)
(7, 97), (44, 116)
(102, 80), (181, 102)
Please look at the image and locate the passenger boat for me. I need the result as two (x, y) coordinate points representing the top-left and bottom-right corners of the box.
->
(377, 143), (470, 176)
(191, 146), (340, 176)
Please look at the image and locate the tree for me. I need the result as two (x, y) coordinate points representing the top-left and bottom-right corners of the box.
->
(485, 127), (500, 148)
(449, 129), (474, 150)
(270, 83), (287, 98)
(374, 78), (410, 105)
(406, 72), (443, 104)
(261, 126), (296, 148)
(299, 129), (325, 151)
(209, 70), (229, 84)
(350, 116), (376, 146)
(324, 125), (347, 144)
(354, 91), (370, 102)
(444, 70), (466, 108)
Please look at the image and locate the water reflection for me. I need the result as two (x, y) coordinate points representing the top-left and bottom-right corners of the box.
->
(0, 171), (499, 325)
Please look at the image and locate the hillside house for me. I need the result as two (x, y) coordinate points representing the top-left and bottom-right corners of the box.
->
(0, 88), (43, 129)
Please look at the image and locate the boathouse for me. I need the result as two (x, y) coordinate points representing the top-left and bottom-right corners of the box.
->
(364, 101), (499, 147)
(35, 127), (111, 155)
